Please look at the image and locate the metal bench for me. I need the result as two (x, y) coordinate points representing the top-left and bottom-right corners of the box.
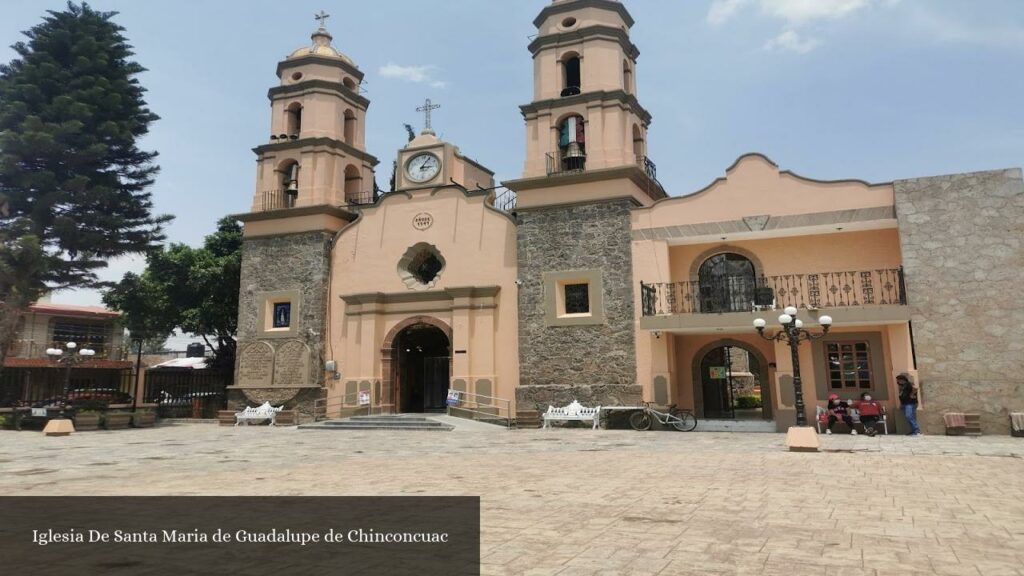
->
(542, 400), (601, 430)
(234, 402), (284, 426)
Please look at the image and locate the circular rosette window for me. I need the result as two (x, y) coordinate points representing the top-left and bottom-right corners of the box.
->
(398, 243), (446, 291)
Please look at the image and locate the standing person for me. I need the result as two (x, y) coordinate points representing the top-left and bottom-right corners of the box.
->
(853, 392), (883, 436)
(826, 393), (856, 435)
(898, 374), (921, 436)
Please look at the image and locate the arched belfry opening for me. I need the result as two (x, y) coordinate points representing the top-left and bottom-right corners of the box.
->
(343, 109), (356, 144)
(562, 54), (581, 97)
(558, 114), (586, 172)
(279, 160), (300, 208)
(285, 102), (302, 137)
(623, 60), (633, 94)
(344, 164), (362, 202)
(392, 323), (451, 413)
(632, 124), (645, 159)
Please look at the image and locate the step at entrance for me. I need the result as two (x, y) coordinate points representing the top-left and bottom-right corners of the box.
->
(298, 415), (455, 432)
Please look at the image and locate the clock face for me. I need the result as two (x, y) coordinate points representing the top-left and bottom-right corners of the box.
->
(406, 153), (441, 183)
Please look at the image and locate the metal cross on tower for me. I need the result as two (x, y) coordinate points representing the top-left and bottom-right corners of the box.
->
(417, 99), (441, 131)
(314, 10), (330, 29)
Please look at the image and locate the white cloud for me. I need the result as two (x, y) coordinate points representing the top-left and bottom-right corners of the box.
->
(905, 5), (1024, 50)
(707, 0), (752, 26)
(707, 0), (899, 53)
(763, 29), (820, 53)
(378, 63), (448, 89)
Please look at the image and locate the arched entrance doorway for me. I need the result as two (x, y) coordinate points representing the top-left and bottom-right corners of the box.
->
(697, 253), (757, 313)
(392, 323), (451, 413)
(695, 342), (772, 421)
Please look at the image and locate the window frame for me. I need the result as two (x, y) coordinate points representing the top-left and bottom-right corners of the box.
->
(824, 341), (874, 390)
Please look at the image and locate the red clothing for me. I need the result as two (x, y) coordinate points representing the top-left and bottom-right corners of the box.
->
(854, 400), (882, 417)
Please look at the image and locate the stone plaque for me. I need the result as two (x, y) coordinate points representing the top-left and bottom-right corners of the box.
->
(273, 340), (311, 387)
(238, 342), (274, 388)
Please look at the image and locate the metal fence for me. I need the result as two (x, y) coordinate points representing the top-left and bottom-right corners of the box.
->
(641, 268), (907, 316)
(143, 369), (231, 419)
(0, 367), (134, 407)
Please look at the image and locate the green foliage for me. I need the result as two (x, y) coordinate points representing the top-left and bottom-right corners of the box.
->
(104, 217), (242, 367)
(0, 3), (171, 371)
(74, 398), (109, 413)
(735, 395), (763, 410)
(0, 2), (171, 293)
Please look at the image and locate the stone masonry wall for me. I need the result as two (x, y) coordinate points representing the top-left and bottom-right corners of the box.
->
(894, 168), (1024, 434)
(234, 231), (333, 417)
(516, 199), (641, 411)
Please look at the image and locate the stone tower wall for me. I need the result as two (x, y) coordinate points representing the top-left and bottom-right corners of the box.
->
(516, 199), (641, 411)
(231, 231), (333, 419)
(894, 168), (1024, 434)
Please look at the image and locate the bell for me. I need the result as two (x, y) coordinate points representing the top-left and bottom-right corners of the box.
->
(564, 142), (585, 159)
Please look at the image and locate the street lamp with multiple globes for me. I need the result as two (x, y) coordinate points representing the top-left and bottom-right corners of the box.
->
(45, 341), (97, 419)
(753, 306), (833, 427)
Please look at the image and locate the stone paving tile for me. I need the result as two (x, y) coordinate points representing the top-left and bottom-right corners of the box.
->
(1, 425), (1023, 575)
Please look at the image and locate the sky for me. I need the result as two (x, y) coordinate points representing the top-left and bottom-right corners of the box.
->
(2, 0), (1023, 345)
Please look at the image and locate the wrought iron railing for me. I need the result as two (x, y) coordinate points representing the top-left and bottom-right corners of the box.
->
(641, 268), (907, 317)
(344, 189), (383, 206)
(257, 189), (294, 212)
(446, 389), (513, 429)
(636, 155), (657, 181)
(492, 189), (517, 213)
(546, 152), (586, 176)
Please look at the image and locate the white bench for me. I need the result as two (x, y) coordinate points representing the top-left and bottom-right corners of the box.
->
(542, 400), (601, 430)
(235, 402), (284, 426)
(816, 405), (888, 435)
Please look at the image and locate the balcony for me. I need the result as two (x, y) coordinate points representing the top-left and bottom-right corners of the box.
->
(640, 269), (908, 330)
(544, 153), (660, 182)
(256, 189), (384, 212)
(257, 189), (296, 212)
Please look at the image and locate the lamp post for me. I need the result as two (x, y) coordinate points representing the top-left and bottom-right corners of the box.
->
(45, 342), (97, 420)
(753, 307), (832, 428)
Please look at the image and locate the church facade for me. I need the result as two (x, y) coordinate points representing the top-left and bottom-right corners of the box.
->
(232, 0), (1024, 435)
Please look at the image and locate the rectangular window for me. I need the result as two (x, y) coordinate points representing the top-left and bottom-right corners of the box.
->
(563, 283), (590, 315)
(52, 321), (108, 358)
(825, 342), (872, 390)
(272, 303), (292, 329)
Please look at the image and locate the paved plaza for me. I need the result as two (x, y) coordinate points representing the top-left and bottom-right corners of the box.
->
(1, 423), (1023, 576)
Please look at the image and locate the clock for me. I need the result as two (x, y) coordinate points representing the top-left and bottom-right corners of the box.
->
(406, 152), (441, 183)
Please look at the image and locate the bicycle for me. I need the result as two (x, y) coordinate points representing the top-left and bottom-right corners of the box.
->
(629, 402), (698, 432)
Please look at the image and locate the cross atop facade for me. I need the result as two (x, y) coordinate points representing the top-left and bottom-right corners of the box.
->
(416, 99), (441, 131)
(314, 10), (330, 30)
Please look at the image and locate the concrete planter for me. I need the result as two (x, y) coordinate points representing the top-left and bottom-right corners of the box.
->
(73, 413), (101, 431)
(132, 412), (156, 428)
(104, 412), (132, 430)
(218, 410), (236, 426)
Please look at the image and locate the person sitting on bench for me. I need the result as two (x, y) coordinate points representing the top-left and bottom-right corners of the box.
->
(826, 393), (856, 435)
(853, 392), (882, 436)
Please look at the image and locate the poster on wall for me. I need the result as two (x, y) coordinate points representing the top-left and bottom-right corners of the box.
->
(358, 391), (370, 406)
(709, 367), (728, 379)
(446, 390), (461, 406)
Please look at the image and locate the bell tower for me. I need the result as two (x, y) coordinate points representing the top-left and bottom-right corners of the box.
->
(512, 0), (662, 197)
(505, 0), (659, 416)
(250, 13), (379, 212)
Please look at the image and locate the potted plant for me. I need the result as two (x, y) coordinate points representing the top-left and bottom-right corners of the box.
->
(132, 410), (157, 428)
(104, 411), (132, 430)
(72, 399), (108, 431)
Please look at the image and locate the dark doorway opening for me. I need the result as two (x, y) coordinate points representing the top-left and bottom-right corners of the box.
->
(393, 324), (450, 413)
(699, 345), (767, 420)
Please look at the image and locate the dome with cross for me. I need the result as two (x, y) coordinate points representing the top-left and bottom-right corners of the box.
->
(287, 11), (357, 67)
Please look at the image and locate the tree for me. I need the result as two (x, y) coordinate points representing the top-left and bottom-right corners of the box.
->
(104, 217), (242, 369)
(0, 3), (171, 371)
